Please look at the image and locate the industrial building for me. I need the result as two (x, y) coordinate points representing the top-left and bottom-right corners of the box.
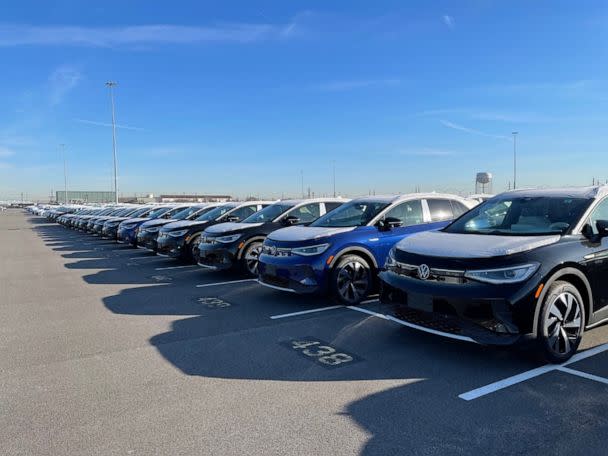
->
(56, 191), (116, 204)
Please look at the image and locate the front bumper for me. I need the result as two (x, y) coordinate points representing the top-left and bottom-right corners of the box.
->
(156, 233), (186, 258)
(117, 227), (138, 245)
(137, 230), (160, 251)
(257, 257), (323, 294)
(378, 270), (536, 345)
(197, 242), (238, 270)
(102, 225), (119, 240)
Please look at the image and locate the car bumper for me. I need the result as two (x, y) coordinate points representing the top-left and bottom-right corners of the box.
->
(378, 270), (538, 345)
(117, 228), (138, 245)
(156, 234), (186, 258)
(137, 232), (159, 251)
(257, 259), (323, 294)
(197, 243), (237, 270)
(102, 226), (119, 239)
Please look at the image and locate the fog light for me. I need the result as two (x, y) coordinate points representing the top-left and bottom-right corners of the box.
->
(299, 277), (317, 286)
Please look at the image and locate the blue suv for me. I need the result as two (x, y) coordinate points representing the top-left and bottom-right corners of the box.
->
(257, 194), (476, 304)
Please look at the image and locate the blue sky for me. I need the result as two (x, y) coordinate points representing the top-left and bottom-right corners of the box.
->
(1, 0), (607, 200)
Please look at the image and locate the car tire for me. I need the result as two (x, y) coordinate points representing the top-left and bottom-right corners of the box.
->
(241, 241), (263, 276)
(331, 255), (372, 305)
(538, 280), (585, 363)
(185, 235), (201, 264)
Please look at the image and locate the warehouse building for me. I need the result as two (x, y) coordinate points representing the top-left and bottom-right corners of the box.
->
(56, 191), (116, 204)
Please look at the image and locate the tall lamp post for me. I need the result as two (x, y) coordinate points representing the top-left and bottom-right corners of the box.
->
(512, 131), (518, 189)
(106, 81), (119, 204)
(60, 143), (67, 203)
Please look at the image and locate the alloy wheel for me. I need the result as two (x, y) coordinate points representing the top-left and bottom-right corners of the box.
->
(336, 261), (369, 303)
(545, 291), (583, 356)
(244, 243), (262, 275)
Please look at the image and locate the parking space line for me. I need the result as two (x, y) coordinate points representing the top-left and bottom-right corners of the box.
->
(196, 278), (257, 288)
(359, 298), (379, 305)
(459, 343), (608, 401)
(270, 305), (344, 320)
(155, 265), (197, 271)
(557, 367), (608, 386)
(128, 256), (161, 261)
(346, 306), (389, 319)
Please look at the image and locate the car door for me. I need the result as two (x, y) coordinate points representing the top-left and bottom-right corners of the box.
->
(227, 204), (259, 222)
(375, 199), (428, 261)
(285, 203), (322, 225)
(582, 197), (608, 314)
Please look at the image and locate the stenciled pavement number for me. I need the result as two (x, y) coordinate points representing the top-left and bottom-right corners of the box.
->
(197, 297), (232, 309)
(285, 338), (360, 369)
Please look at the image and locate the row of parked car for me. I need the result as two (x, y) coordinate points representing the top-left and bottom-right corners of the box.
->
(34, 186), (608, 363)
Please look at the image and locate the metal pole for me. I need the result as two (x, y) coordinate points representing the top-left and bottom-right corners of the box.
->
(512, 132), (518, 189)
(106, 81), (119, 204)
(332, 160), (336, 197)
(60, 144), (67, 203)
(301, 170), (304, 198)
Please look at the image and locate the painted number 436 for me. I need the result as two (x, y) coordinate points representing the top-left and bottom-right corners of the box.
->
(291, 340), (354, 367)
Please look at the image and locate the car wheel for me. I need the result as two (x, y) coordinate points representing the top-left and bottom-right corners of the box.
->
(186, 235), (201, 263)
(242, 241), (263, 276)
(331, 255), (372, 305)
(538, 280), (585, 363)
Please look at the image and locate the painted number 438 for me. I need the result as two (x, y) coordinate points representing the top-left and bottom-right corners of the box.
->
(291, 340), (354, 367)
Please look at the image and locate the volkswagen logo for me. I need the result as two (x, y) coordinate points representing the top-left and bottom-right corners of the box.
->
(417, 264), (431, 280)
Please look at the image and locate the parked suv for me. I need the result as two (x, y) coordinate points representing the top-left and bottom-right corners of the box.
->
(157, 201), (272, 262)
(198, 198), (347, 275)
(258, 194), (474, 303)
(379, 186), (608, 362)
(137, 204), (213, 252)
(116, 205), (180, 246)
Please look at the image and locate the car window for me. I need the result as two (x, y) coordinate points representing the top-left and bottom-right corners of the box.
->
(383, 200), (424, 227)
(587, 198), (608, 234)
(288, 203), (321, 223)
(227, 205), (258, 221)
(427, 199), (454, 221)
(450, 200), (469, 217)
(242, 204), (293, 223)
(312, 201), (389, 227)
(324, 202), (343, 213)
(195, 204), (236, 222)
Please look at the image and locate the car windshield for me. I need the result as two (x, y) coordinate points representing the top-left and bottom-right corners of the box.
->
(148, 207), (172, 219)
(311, 201), (390, 227)
(128, 207), (151, 218)
(195, 204), (236, 222)
(173, 206), (203, 220)
(444, 196), (592, 235)
(242, 204), (292, 223)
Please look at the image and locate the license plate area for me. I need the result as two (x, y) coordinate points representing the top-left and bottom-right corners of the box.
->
(408, 292), (433, 312)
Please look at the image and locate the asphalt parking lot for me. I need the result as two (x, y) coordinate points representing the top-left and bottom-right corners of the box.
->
(2, 210), (608, 455)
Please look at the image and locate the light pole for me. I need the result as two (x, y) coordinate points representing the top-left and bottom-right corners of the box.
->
(106, 81), (119, 204)
(332, 160), (336, 197)
(60, 143), (67, 203)
(512, 132), (518, 189)
(301, 170), (304, 198)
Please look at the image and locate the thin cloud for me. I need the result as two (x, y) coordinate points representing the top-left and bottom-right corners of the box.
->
(315, 78), (400, 92)
(400, 148), (455, 157)
(440, 120), (510, 141)
(0, 23), (299, 47)
(74, 118), (145, 131)
(49, 65), (81, 105)
(0, 146), (15, 158)
(442, 15), (455, 29)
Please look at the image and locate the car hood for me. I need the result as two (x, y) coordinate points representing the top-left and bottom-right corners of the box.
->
(268, 226), (356, 242)
(395, 231), (561, 259)
(120, 217), (149, 225)
(205, 222), (264, 234)
(140, 219), (174, 228)
(162, 220), (208, 230)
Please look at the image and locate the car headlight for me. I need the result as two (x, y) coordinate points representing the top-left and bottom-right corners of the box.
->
(385, 248), (397, 268)
(121, 223), (137, 229)
(291, 243), (330, 256)
(146, 227), (160, 233)
(464, 263), (540, 284)
(215, 234), (242, 244)
(167, 229), (188, 237)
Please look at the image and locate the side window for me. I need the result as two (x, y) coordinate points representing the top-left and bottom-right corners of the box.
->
(587, 198), (608, 234)
(427, 199), (455, 222)
(384, 200), (424, 227)
(324, 202), (343, 213)
(450, 200), (469, 217)
(229, 205), (258, 221)
(290, 203), (321, 223)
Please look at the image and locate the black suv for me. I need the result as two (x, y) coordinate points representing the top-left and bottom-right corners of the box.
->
(156, 201), (271, 262)
(197, 198), (346, 276)
(380, 186), (608, 362)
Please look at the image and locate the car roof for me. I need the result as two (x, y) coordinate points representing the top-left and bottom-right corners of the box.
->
(274, 197), (349, 205)
(349, 193), (470, 204)
(499, 185), (608, 200)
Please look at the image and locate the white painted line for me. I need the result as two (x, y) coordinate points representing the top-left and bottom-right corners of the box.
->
(270, 305), (344, 320)
(128, 256), (160, 261)
(155, 265), (197, 271)
(557, 367), (608, 386)
(347, 305), (389, 319)
(459, 343), (608, 401)
(195, 278), (257, 288)
(257, 279), (297, 293)
(359, 298), (380, 305)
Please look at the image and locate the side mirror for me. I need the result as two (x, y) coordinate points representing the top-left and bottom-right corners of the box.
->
(282, 215), (300, 226)
(225, 215), (240, 223)
(597, 220), (608, 238)
(377, 217), (403, 231)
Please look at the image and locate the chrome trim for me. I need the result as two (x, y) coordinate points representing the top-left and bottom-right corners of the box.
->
(256, 279), (297, 293)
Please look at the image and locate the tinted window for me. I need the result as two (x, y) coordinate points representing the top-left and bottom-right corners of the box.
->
(587, 198), (608, 234)
(446, 196), (591, 235)
(450, 200), (469, 217)
(427, 199), (454, 222)
(173, 206), (203, 220)
(312, 201), (389, 227)
(195, 204), (236, 222)
(288, 203), (321, 223)
(324, 202), (343, 213)
(242, 204), (293, 223)
(383, 200), (424, 226)
(226, 205), (258, 221)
